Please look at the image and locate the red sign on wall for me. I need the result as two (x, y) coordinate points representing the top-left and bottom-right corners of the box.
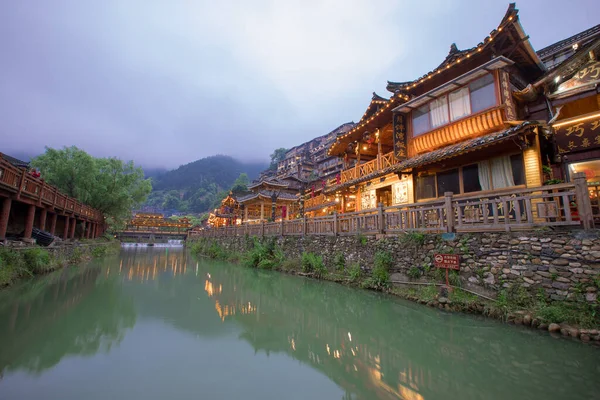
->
(434, 254), (460, 270)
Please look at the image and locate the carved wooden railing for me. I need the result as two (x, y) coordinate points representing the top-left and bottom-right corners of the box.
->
(380, 151), (395, 169)
(0, 155), (104, 222)
(191, 173), (593, 238)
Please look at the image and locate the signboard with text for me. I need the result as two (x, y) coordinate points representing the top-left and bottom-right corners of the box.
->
(434, 254), (460, 270)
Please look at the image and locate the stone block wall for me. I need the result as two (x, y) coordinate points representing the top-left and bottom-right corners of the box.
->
(206, 230), (600, 302)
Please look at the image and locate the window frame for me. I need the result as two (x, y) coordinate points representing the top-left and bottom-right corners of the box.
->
(410, 71), (499, 138)
(414, 152), (526, 202)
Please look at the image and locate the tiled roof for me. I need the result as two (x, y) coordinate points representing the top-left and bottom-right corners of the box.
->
(324, 121), (538, 194)
(247, 179), (289, 189)
(1, 153), (29, 168)
(237, 190), (299, 203)
(537, 24), (600, 60)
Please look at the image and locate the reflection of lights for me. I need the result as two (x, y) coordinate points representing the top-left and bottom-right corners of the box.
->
(334, 350), (340, 359)
(354, 364), (358, 371)
(207, 273), (211, 279)
(326, 344), (330, 355)
(351, 348), (356, 356)
(348, 332), (352, 341)
(291, 338), (296, 351)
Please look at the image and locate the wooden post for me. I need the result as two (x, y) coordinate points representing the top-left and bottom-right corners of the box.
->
(38, 208), (47, 231)
(280, 218), (285, 236)
(377, 202), (385, 234)
(377, 136), (382, 170)
(49, 212), (57, 236)
(302, 215), (307, 236)
(62, 215), (70, 240)
(444, 192), (454, 233)
(81, 221), (86, 239)
(0, 197), (12, 241)
(24, 204), (36, 240)
(573, 172), (593, 229)
(260, 202), (265, 222)
(333, 211), (338, 236)
(69, 217), (76, 239)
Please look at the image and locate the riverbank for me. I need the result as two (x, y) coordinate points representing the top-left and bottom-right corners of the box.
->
(189, 234), (600, 344)
(0, 240), (119, 287)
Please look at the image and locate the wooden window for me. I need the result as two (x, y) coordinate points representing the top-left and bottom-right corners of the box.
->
(416, 174), (436, 200)
(436, 168), (460, 195)
(412, 105), (431, 136)
(469, 74), (496, 114)
(410, 73), (498, 137)
(462, 164), (482, 193)
(510, 154), (525, 186)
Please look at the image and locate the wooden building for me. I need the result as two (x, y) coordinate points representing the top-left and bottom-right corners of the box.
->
(207, 192), (240, 227)
(237, 179), (300, 223)
(325, 4), (547, 212)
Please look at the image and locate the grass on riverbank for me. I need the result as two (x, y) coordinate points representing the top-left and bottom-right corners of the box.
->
(0, 242), (119, 287)
(189, 238), (600, 329)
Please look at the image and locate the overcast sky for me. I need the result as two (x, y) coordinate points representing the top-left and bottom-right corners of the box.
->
(1, 0), (597, 168)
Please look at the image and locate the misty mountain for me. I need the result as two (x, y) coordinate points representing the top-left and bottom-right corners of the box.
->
(143, 155), (268, 214)
(152, 155), (266, 191)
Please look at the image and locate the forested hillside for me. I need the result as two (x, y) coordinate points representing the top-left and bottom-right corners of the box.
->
(143, 155), (267, 213)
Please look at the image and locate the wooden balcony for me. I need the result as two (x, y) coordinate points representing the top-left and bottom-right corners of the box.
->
(340, 151), (396, 184)
(0, 156), (104, 222)
(410, 107), (505, 155)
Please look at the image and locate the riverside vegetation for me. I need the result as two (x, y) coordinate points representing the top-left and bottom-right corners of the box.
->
(190, 236), (600, 340)
(0, 242), (118, 287)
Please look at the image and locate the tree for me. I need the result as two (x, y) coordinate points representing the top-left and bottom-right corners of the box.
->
(269, 148), (288, 171)
(231, 173), (249, 194)
(31, 146), (152, 228)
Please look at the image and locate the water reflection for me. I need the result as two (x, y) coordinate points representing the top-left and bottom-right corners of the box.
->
(0, 248), (599, 400)
(200, 262), (600, 400)
(0, 264), (136, 376)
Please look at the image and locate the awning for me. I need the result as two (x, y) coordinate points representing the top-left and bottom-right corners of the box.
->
(324, 121), (538, 194)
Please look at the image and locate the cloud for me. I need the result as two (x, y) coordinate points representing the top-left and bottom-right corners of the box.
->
(0, 0), (596, 168)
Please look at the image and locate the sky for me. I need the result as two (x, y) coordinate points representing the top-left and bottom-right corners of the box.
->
(0, 0), (597, 169)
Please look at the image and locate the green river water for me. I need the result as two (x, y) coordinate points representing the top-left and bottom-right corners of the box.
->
(0, 247), (599, 400)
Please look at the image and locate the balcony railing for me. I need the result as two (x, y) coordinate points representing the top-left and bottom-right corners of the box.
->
(0, 155), (104, 222)
(190, 173), (594, 238)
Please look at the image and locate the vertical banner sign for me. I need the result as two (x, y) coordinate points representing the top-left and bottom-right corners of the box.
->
(393, 113), (407, 161)
(499, 70), (516, 121)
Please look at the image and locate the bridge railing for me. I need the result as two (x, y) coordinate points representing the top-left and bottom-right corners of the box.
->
(0, 154), (104, 222)
(189, 173), (594, 238)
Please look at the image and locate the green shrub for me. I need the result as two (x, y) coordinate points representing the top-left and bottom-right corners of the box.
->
(356, 233), (367, 246)
(407, 266), (421, 279)
(402, 232), (425, 246)
(69, 247), (85, 264)
(348, 262), (362, 282)
(301, 252), (326, 278)
(280, 258), (301, 272)
(242, 238), (284, 270)
(22, 248), (51, 273)
(369, 251), (392, 289)
(333, 252), (346, 271)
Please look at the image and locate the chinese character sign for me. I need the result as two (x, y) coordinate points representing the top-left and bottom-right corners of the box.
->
(555, 115), (600, 154)
(393, 113), (407, 161)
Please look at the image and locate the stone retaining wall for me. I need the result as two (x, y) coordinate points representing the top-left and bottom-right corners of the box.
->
(206, 231), (600, 302)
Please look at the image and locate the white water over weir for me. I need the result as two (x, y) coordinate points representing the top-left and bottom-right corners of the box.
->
(121, 240), (183, 248)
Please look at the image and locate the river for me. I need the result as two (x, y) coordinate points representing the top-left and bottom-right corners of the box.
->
(0, 247), (598, 400)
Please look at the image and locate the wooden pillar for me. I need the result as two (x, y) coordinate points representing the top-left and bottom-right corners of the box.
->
(80, 220), (87, 239)
(92, 223), (97, 238)
(24, 204), (36, 239)
(69, 217), (76, 239)
(444, 192), (455, 233)
(260, 202), (264, 222)
(39, 208), (47, 231)
(0, 197), (12, 241)
(62, 215), (70, 240)
(573, 172), (594, 229)
(86, 222), (92, 239)
(244, 206), (248, 222)
(49, 213), (57, 236)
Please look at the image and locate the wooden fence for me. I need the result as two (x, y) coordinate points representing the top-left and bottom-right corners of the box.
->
(190, 173), (595, 239)
(0, 155), (104, 222)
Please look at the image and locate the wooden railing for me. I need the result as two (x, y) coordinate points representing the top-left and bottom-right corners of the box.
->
(340, 150), (396, 184)
(0, 155), (104, 222)
(191, 173), (594, 238)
